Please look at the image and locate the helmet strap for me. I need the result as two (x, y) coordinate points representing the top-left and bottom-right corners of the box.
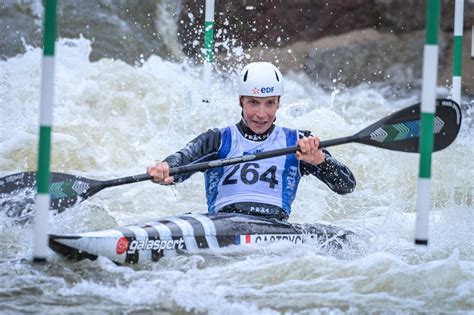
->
(239, 96), (244, 108)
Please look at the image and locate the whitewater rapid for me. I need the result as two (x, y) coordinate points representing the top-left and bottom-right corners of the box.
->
(1, 38), (473, 314)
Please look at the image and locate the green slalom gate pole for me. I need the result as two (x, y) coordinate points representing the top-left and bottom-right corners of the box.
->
(33, 0), (57, 262)
(451, 0), (464, 105)
(415, 0), (442, 246)
(202, 0), (215, 103)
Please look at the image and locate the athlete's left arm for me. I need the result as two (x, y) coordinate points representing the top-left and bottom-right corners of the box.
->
(298, 130), (356, 194)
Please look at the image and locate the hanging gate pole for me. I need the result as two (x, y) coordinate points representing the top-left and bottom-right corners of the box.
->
(202, 0), (215, 103)
(414, 0), (442, 246)
(33, 0), (57, 262)
(451, 0), (464, 105)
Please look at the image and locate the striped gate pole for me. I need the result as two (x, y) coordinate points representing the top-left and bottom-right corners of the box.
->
(414, 0), (442, 246)
(451, 0), (464, 105)
(202, 0), (215, 103)
(33, 0), (57, 262)
(471, 25), (474, 58)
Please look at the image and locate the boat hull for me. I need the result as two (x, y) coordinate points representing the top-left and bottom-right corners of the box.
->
(49, 212), (352, 264)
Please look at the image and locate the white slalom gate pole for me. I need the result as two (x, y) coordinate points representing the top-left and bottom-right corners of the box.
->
(34, 0), (57, 262)
(451, 0), (464, 105)
(202, 0), (215, 103)
(414, 0), (441, 246)
(471, 25), (473, 59)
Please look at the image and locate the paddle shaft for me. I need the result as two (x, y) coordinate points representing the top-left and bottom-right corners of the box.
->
(100, 135), (357, 188)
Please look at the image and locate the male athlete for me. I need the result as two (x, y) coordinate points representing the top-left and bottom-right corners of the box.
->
(148, 62), (355, 220)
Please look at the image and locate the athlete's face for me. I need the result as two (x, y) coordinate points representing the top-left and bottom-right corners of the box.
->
(240, 96), (280, 134)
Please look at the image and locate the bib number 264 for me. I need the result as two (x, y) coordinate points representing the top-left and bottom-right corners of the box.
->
(222, 163), (278, 189)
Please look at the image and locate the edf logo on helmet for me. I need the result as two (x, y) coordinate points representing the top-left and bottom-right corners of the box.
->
(252, 86), (275, 95)
(238, 62), (283, 97)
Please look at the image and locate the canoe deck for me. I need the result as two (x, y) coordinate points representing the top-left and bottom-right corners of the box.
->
(49, 212), (353, 264)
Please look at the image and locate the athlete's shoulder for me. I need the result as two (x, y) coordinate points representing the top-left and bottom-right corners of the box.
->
(185, 128), (223, 153)
(219, 125), (233, 133)
(195, 128), (222, 140)
(276, 125), (298, 132)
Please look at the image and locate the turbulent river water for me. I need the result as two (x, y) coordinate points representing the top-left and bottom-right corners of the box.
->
(1, 33), (473, 314)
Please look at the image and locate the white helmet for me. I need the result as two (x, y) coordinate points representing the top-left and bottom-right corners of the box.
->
(238, 62), (284, 97)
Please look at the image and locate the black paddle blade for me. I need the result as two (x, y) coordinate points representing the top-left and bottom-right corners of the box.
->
(0, 172), (101, 218)
(355, 99), (462, 152)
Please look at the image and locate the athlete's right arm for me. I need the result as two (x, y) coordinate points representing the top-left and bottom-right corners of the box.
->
(147, 128), (222, 184)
